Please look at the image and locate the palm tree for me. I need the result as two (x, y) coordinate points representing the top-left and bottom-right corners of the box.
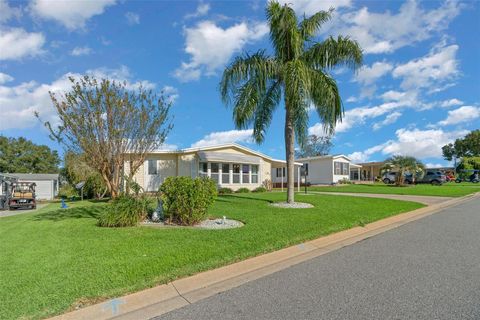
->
(382, 155), (425, 186)
(220, 1), (363, 203)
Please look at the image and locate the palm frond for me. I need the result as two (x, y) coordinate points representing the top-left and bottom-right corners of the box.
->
(220, 51), (277, 106)
(309, 69), (342, 135)
(299, 9), (333, 42)
(232, 76), (264, 130)
(266, 1), (302, 62)
(253, 80), (281, 143)
(303, 36), (363, 70)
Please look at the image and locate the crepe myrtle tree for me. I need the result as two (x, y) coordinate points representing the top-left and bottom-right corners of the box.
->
(39, 76), (172, 198)
(220, 1), (362, 203)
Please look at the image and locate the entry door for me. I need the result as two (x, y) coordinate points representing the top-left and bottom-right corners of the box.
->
(145, 159), (161, 192)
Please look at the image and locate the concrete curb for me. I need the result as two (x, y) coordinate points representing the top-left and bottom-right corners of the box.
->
(49, 192), (479, 320)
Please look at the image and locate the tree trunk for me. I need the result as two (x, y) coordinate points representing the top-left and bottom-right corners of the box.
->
(285, 105), (295, 204)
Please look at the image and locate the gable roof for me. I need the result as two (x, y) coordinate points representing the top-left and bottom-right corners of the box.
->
(296, 154), (352, 162)
(0, 173), (59, 181)
(144, 143), (303, 166)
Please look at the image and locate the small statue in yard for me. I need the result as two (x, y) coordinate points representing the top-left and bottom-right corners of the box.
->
(61, 199), (68, 209)
(152, 198), (164, 222)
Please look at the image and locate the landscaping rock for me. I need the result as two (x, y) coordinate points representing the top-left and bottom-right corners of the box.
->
(270, 202), (314, 209)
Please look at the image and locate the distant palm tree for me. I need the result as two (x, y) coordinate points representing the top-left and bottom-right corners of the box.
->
(220, 1), (362, 203)
(382, 155), (425, 186)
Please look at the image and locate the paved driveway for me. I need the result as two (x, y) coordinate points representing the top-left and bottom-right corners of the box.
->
(156, 197), (480, 320)
(308, 191), (452, 205)
(0, 203), (47, 218)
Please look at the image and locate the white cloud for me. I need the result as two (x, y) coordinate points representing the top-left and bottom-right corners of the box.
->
(355, 61), (393, 97)
(70, 46), (92, 56)
(0, 66), (157, 130)
(438, 106), (480, 126)
(0, 72), (14, 84)
(348, 128), (468, 162)
(382, 128), (468, 159)
(355, 61), (393, 85)
(325, 0), (461, 54)
(439, 98), (463, 108)
(392, 44), (459, 91)
(162, 85), (179, 103)
(29, 0), (116, 30)
(0, 0), (22, 23)
(191, 129), (254, 148)
(158, 143), (178, 151)
(174, 20), (268, 82)
(372, 112), (402, 131)
(276, 0), (351, 16)
(184, 2), (210, 19)
(0, 27), (45, 60)
(125, 12), (140, 25)
(346, 96), (357, 103)
(425, 163), (444, 168)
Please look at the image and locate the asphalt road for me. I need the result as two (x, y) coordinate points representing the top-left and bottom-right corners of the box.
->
(155, 197), (480, 320)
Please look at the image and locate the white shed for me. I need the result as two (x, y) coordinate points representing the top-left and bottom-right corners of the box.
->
(296, 155), (358, 185)
(0, 173), (59, 200)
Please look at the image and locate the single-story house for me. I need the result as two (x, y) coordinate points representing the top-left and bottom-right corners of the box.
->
(0, 173), (59, 200)
(125, 143), (303, 192)
(282, 155), (361, 185)
(356, 161), (385, 181)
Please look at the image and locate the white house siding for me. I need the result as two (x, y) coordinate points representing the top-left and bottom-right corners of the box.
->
(302, 158), (333, 185)
(331, 157), (351, 183)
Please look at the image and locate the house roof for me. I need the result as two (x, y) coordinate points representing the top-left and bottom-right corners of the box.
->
(296, 154), (352, 162)
(0, 173), (59, 181)
(142, 143), (303, 166)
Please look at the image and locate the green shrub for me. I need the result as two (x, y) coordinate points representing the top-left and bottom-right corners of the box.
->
(252, 186), (267, 193)
(97, 195), (150, 227)
(218, 187), (234, 194)
(57, 184), (77, 199)
(235, 187), (250, 193)
(338, 178), (352, 184)
(159, 177), (217, 226)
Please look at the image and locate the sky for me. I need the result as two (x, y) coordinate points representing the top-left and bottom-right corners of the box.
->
(0, 0), (479, 168)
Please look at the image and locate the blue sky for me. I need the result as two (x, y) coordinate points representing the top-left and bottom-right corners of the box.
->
(0, 0), (479, 167)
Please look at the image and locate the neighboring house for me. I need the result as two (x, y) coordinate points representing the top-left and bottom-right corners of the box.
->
(125, 143), (303, 192)
(0, 173), (59, 200)
(280, 155), (361, 185)
(356, 161), (385, 181)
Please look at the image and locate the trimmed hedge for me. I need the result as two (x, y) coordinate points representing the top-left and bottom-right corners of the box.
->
(160, 176), (217, 226)
(235, 187), (250, 193)
(218, 187), (234, 194)
(252, 186), (267, 193)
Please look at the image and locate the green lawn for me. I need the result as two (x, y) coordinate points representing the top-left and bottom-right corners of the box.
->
(308, 182), (480, 197)
(0, 193), (423, 320)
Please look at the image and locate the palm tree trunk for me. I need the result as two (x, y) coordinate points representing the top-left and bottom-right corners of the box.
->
(285, 106), (295, 203)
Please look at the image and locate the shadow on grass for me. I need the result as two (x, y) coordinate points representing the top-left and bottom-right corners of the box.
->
(32, 206), (104, 222)
(218, 194), (274, 204)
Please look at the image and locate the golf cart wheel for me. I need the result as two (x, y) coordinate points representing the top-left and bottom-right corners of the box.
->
(455, 179), (462, 183)
(383, 178), (391, 184)
(431, 180), (441, 186)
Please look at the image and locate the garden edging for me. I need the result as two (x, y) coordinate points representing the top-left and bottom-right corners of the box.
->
(49, 192), (480, 320)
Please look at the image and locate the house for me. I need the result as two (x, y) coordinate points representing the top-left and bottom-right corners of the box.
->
(125, 143), (303, 192)
(276, 155), (361, 185)
(356, 161), (385, 182)
(0, 173), (59, 200)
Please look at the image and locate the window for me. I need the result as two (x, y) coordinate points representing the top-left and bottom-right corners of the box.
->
(233, 164), (240, 183)
(334, 162), (341, 175)
(302, 163), (309, 176)
(222, 163), (230, 184)
(242, 164), (250, 183)
(251, 165), (259, 183)
(342, 163), (349, 175)
(276, 167), (286, 178)
(148, 160), (157, 175)
(199, 162), (208, 178)
(211, 163), (219, 183)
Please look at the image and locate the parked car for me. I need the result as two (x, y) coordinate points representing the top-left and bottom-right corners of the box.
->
(382, 172), (414, 185)
(416, 171), (446, 185)
(455, 170), (479, 183)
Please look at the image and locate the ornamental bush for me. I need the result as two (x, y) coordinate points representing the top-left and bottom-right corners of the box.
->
(97, 195), (151, 227)
(160, 176), (217, 226)
(218, 187), (234, 194)
(235, 187), (250, 193)
(252, 186), (267, 193)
